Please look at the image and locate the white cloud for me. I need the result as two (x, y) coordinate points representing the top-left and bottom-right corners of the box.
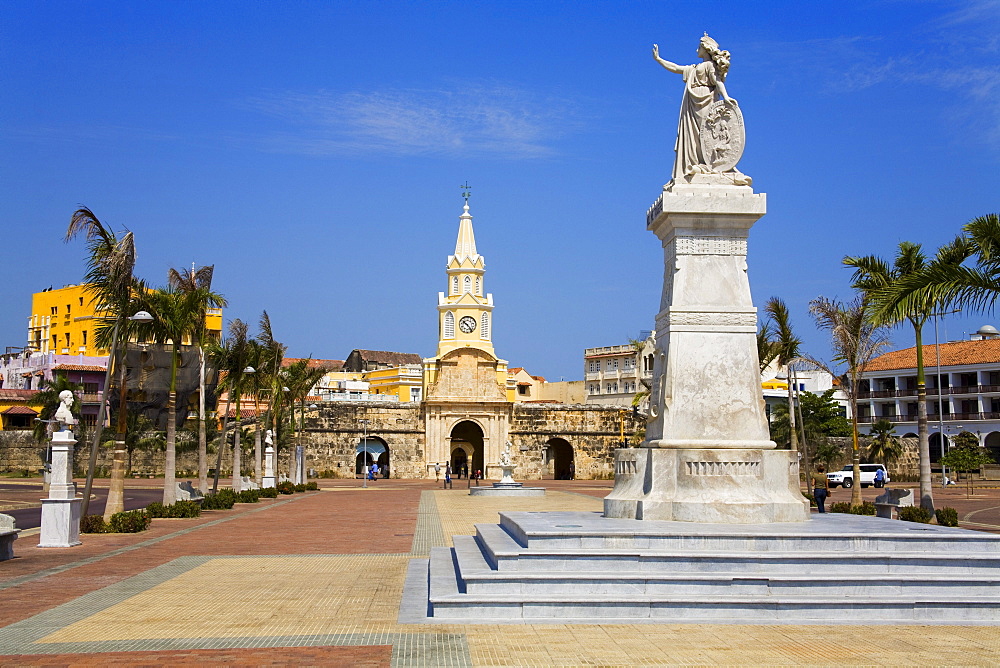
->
(242, 84), (578, 159)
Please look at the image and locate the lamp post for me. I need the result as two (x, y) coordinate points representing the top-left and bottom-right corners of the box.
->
(358, 418), (370, 488)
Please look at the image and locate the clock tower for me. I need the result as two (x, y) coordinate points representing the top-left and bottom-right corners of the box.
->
(433, 197), (496, 359)
(422, 192), (513, 478)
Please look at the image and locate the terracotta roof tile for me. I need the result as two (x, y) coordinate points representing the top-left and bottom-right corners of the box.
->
(0, 389), (38, 401)
(354, 350), (422, 365)
(2, 405), (38, 415)
(281, 358), (343, 371)
(864, 339), (1000, 373)
(53, 363), (107, 372)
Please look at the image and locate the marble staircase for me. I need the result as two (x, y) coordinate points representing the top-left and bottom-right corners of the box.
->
(420, 511), (1000, 624)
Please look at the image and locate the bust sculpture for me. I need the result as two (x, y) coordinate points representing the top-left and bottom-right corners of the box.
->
(53, 390), (77, 432)
(652, 33), (750, 185)
(265, 429), (274, 446)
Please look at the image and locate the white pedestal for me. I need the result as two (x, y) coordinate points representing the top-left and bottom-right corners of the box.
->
(607, 180), (807, 523)
(39, 430), (83, 547)
(262, 445), (276, 489)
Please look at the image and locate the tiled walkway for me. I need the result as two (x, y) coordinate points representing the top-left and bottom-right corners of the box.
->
(2, 479), (1000, 666)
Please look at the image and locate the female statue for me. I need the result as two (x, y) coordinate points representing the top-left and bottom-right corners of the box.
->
(653, 34), (745, 182)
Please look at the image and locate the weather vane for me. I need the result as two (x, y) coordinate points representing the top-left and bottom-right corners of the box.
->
(460, 182), (471, 204)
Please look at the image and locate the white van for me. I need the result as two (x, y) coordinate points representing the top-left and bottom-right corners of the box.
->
(826, 464), (889, 489)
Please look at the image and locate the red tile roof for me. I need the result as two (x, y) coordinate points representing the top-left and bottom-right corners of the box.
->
(281, 358), (343, 371)
(353, 350), (422, 366)
(54, 364), (107, 372)
(2, 406), (38, 415)
(864, 339), (1000, 373)
(0, 389), (38, 401)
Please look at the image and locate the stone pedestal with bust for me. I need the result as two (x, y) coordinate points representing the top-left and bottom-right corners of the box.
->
(469, 443), (545, 497)
(262, 431), (276, 489)
(39, 390), (83, 548)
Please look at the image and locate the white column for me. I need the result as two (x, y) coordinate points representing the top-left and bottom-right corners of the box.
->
(262, 445), (276, 488)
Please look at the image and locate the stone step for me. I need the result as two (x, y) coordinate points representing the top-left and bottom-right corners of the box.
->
(498, 512), (1000, 554)
(428, 589), (1000, 623)
(459, 568), (1000, 597)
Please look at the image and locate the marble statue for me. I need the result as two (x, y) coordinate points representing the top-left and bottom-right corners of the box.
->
(265, 429), (273, 446)
(653, 33), (750, 185)
(54, 390), (77, 432)
(499, 443), (513, 468)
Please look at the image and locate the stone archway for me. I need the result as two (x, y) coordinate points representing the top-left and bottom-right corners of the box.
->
(545, 438), (575, 480)
(985, 432), (1000, 463)
(450, 420), (484, 478)
(356, 437), (389, 476)
(930, 432), (947, 464)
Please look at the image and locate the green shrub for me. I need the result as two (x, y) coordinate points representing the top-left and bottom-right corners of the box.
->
(259, 486), (279, 498)
(80, 514), (108, 533)
(306, 481), (318, 491)
(828, 502), (852, 514)
(294, 483), (307, 492)
(276, 481), (295, 495)
(237, 489), (260, 503)
(108, 509), (151, 533)
(802, 491), (815, 507)
(201, 489), (237, 510)
(849, 502), (877, 516)
(936, 507), (959, 527)
(146, 502), (167, 518)
(898, 506), (933, 524)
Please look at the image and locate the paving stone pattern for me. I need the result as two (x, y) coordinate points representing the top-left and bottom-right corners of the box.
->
(2, 479), (1000, 666)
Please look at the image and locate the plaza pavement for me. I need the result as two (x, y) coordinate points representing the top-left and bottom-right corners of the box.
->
(1, 478), (1000, 666)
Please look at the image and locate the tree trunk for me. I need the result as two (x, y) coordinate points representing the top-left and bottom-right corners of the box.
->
(232, 418), (242, 492)
(82, 320), (119, 517)
(198, 345), (208, 494)
(104, 360), (130, 520)
(254, 394), (262, 483)
(163, 391), (177, 505)
(851, 394), (863, 507)
(787, 369), (798, 453)
(915, 324), (934, 511)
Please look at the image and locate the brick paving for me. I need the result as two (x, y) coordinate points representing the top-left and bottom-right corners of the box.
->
(2, 477), (1000, 665)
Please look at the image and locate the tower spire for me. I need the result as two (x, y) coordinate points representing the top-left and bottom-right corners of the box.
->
(454, 184), (478, 260)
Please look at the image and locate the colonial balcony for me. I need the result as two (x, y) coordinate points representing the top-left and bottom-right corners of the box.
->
(860, 383), (1000, 400)
(859, 412), (1000, 424)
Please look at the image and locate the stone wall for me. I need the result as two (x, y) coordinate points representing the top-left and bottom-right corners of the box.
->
(509, 403), (640, 480)
(302, 401), (424, 478)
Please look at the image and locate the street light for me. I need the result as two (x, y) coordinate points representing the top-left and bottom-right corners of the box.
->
(358, 418), (370, 488)
(81, 309), (155, 517)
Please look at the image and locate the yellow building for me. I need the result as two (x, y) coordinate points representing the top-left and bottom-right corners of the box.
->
(0, 388), (42, 431)
(26, 284), (223, 356)
(366, 365), (424, 402)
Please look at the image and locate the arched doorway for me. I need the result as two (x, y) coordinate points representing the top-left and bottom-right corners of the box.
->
(930, 432), (947, 464)
(545, 438), (575, 480)
(449, 421), (484, 478)
(356, 437), (389, 477)
(985, 432), (1000, 463)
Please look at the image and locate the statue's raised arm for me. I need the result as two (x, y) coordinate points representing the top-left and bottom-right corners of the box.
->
(654, 33), (750, 186)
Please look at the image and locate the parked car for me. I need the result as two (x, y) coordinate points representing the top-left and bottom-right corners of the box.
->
(827, 464), (889, 489)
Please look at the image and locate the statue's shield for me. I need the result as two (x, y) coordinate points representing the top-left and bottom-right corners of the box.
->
(700, 100), (745, 173)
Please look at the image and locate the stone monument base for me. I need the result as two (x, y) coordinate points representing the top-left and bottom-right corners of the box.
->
(603, 448), (808, 523)
(469, 484), (545, 497)
(404, 510), (1000, 625)
(38, 498), (82, 548)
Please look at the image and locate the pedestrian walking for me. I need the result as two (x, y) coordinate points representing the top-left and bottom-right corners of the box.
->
(444, 462), (452, 489)
(434, 462), (441, 481)
(812, 465), (830, 513)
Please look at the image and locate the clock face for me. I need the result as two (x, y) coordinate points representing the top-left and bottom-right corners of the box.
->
(459, 316), (477, 333)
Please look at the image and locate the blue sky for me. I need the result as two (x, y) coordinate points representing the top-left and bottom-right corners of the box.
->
(2, 1), (999, 380)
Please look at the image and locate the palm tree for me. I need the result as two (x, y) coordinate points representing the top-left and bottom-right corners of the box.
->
(168, 265), (227, 493)
(874, 214), (999, 316)
(208, 319), (254, 492)
(279, 358), (327, 481)
(807, 295), (892, 507)
(255, 311), (286, 482)
(65, 207), (138, 518)
(757, 318), (778, 374)
(844, 241), (961, 512)
(865, 418), (903, 467)
(764, 298), (802, 453)
(131, 286), (207, 505)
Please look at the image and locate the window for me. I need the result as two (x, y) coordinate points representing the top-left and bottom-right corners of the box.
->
(624, 358), (634, 370)
(410, 387), (422, 402)
(518, 385), (528, 395)
(65, 333), (71, 347)
(476, 277), (481, 294)
(612, 360), (619, 370)
(82, 331), (88, 345)
(443, 312), (455, 339)
(464, 276), (472, 294)
(612, 382), (619, 393)
(66, 304), (71, 314)
(606, 361), (614, 371)
(79, 297), (84, 306)
(588, 361), (598, 373)
(51, 306), (58, 315)
(452, 276), (459, 294)
(80, 413), (98, 427)
(83, 382), (99, 394)
(52, 335), (57, 347)
(481, 311), (489, 339)
(589, 384), (597, 394)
